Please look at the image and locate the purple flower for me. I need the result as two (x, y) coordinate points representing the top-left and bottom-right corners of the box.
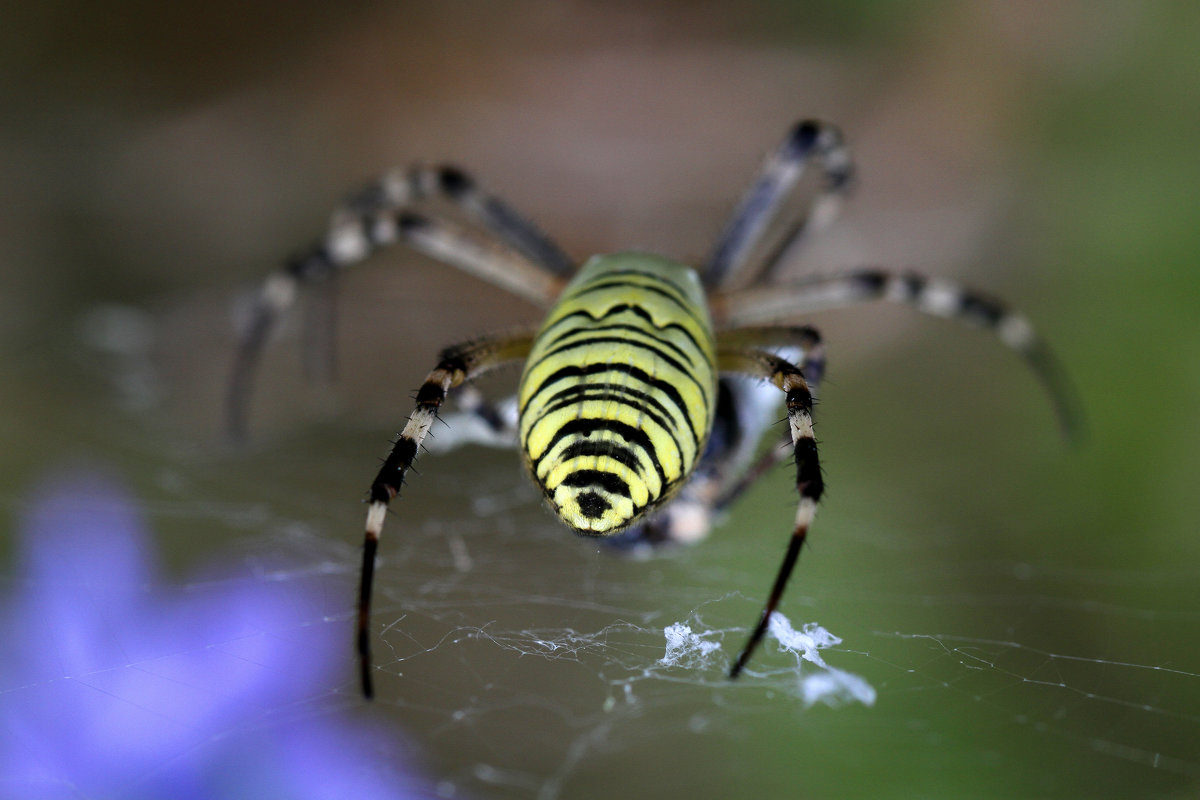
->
(1, 468), (434, 799)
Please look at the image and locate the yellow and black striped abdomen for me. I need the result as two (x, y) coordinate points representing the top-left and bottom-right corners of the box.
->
(518, 253), (717, 534)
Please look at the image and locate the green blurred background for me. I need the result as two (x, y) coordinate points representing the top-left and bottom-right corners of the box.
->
(3, 1), (1199, 798)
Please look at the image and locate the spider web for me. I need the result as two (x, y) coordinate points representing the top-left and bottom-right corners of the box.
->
(5, 425), (1197, 800)
(0, 300), (1193, 800)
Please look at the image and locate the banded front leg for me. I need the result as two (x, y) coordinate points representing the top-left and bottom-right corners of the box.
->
(718, 348), (823, 678)
(358, 331), (535, 698)
(711, 325), (826, 514)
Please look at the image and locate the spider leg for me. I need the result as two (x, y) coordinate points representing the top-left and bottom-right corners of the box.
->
(227, 168), (570, 441)
(406, 164), (575, 276)
(714, 325), (825, 387)
(704, 120), (853, 291)
(359, 330), (535, 698)
(718, 348), (823, 678)
(712, 269), (1086, 443)
(711, 325), (827, 513)
(332, 164), (574, 276)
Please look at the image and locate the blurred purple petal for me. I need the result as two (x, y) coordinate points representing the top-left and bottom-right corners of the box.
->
(13, 470), (157, 679)
(1, 467), (435, 799)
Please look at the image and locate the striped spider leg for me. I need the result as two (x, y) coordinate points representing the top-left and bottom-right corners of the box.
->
(226, 164), (572, 442)
(705, 119), (854, 290)
(711, 270), (1086, 443)
(360, 331), (536, 698)
(702, 118), (1082, 442)
(714, 347), (822, 678)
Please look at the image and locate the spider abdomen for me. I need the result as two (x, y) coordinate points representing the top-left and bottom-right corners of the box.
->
(517, 253), (718, 534)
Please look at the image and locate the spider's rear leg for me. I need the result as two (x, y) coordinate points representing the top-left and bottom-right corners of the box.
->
(704, 119), (853, 291)
(359, 330), (535, 698)
(713, 269), (1086, 444)
(226, 169), (567, 441)
(336, 164), (575, 276)
(409, 164), (575, 277)
(717, 348), (823, 678)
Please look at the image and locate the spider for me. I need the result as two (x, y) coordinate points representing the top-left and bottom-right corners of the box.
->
(228, 120), (1082, 698)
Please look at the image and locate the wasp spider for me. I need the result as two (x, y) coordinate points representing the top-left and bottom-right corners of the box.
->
(229, 120), (1082, 698)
